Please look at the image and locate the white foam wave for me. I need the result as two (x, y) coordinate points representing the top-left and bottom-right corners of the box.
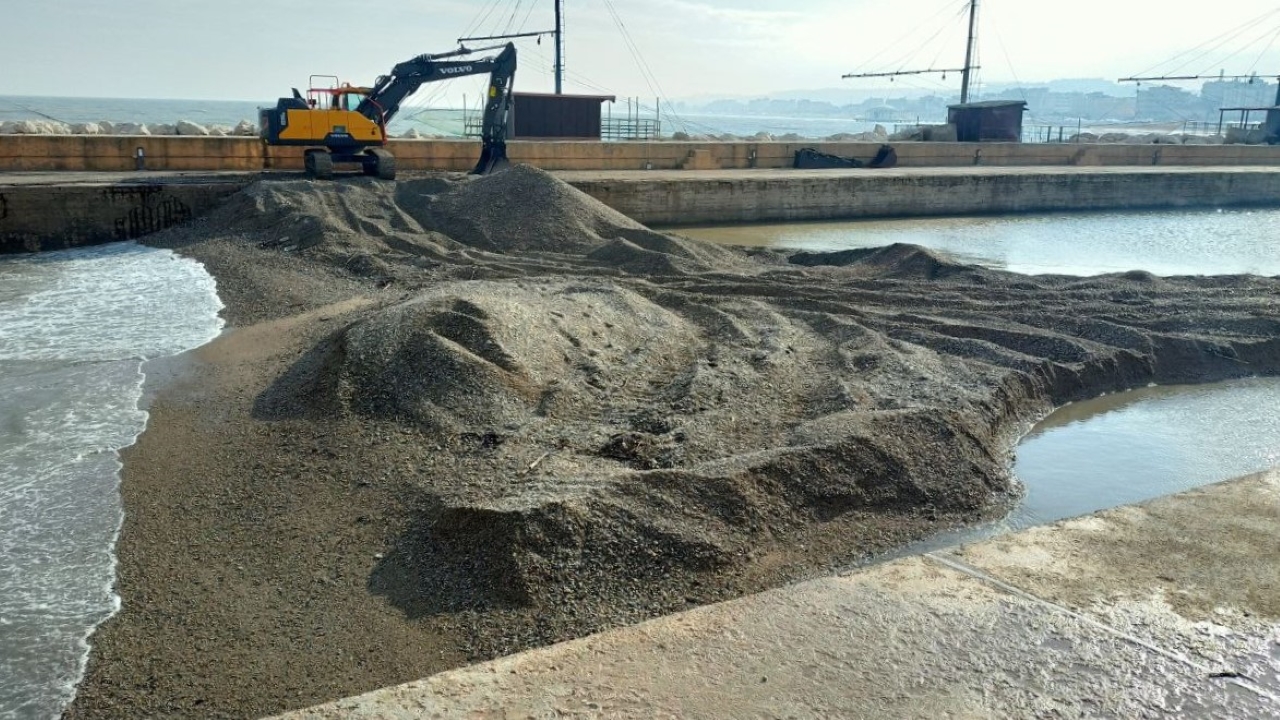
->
(0, 242), (223, 719)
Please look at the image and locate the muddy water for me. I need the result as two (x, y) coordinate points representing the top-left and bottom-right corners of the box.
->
(670, 208), (1280, 276)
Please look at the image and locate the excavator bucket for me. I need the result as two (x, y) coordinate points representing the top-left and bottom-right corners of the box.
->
(471, 141), (510, 175)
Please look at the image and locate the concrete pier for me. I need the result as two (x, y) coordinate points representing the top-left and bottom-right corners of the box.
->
(6, 165), (1280, 253)
(276, 469), (1280, 719)
(564, 165), (1280, 225)
(0, 171), (252, 252)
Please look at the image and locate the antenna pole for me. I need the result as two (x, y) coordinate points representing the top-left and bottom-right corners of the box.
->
(554, 0), (565, 95)
(960, 0), (979, 103)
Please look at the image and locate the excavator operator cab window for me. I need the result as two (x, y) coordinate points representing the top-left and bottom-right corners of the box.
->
(335, 92), (365, 111)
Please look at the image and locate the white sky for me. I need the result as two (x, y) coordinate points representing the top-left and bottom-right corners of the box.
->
(4, 0), (1280, 104)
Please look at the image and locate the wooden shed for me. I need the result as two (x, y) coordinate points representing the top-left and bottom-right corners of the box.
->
(510, 92), (616, 139)
(947, 100), (1028, 142)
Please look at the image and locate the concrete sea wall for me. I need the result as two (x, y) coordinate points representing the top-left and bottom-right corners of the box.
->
(6, 135), (1280, 173)
(4, 165), (1280, 252)
(564, 167), (1280, 225)
(3, 138), (1280, 251)
(0, 177), (253, 252)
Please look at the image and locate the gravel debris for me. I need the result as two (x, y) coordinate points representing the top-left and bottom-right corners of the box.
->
(68, 166), (1280, 719)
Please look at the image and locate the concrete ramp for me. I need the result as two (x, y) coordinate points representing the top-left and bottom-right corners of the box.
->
(277, 471), (1280, 719)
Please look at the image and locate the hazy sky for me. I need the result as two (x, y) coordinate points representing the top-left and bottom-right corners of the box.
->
(4, 0), (1280, 104)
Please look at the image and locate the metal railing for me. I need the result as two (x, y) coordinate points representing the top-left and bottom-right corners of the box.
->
(1019, 120), (1254, 143)
(601, 118), (661, 141)
(461, 117), (662, 140)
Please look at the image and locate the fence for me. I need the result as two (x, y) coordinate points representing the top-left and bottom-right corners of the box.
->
(1019, 120), (1260, 143)
(601, 118), (661, 141)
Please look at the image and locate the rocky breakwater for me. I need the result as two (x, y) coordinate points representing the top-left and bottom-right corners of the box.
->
(70, 165), (1280, 718)
(0, 118), (260, 137)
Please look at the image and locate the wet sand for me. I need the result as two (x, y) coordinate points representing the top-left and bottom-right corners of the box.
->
(67, 168), (1280, 718)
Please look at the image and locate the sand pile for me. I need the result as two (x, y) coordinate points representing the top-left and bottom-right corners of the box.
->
(331, 279), (701, 433)
(398, 165), (650, 254)
(248, 180), (1280, 621)
(789, 243), (978, 279)
(70, 165), (1280, 718)
(157, 167), (746, 291)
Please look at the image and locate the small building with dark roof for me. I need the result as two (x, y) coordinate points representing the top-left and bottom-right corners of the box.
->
(947, 100), (1028, 142)
(510, 92), (616, 139)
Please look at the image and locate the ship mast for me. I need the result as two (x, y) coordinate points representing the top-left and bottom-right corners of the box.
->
(960, 0), (979, 103)
(459, 0), (566, 95)
(843, 0), (981, 104)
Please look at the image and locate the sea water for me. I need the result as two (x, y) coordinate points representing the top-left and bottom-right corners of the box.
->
(0, 95), (888, 140)
(0, 243), (223, 719)
(672, 208), (1280, 277)
(0, 94), (465, 138)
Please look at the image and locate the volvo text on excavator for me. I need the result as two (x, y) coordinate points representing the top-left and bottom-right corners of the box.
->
(260, 43), (517, 180)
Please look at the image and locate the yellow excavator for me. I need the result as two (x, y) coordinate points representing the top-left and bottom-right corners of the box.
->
(260, 43), (517, 180)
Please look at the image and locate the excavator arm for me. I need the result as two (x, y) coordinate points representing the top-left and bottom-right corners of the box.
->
(356, 43), (517, 174)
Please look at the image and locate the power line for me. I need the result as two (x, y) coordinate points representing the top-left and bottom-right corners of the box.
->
(1131, 6), (1280, 78)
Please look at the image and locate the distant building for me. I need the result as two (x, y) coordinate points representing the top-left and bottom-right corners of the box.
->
(510, 92), (616, 139)
(1202, 79), (1276, 112)
(947, 100), (1028, 142)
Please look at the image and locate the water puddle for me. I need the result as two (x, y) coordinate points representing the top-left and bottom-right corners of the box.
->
(1011, 377), (1280, 528)
(874, 376), (1280, 562)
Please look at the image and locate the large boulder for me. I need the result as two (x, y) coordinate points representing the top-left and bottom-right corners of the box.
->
(1225, 126), (1269, 144)
(890, 125), (924, 141)
(922, 124), (958, 142)
(4, 120), (68, 134)
(232, 119), (257, 136)
(112, 123), (151, 135)
(175, 120), (210, 136)
(70, 123), (103, 135)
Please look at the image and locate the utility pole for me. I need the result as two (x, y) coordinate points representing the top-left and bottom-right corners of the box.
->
(554, 0), (565, 95)
(459, 0), (565, 95)
(960, 0), (979, 104)
(843, 0), (980, 105)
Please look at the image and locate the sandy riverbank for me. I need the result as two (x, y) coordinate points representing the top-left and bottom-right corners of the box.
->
(67, 167), (1280, 719)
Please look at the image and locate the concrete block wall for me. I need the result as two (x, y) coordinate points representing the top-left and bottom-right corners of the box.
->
(0, 136), (264, 172)
(5, 136), (1280, 173)
(571, 169), (1280, 226)
(0, 179), (252, 252)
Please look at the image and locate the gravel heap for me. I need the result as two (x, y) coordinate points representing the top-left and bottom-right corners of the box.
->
(224, 168), (1280, 639)
(70, 166), (1280, 718)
